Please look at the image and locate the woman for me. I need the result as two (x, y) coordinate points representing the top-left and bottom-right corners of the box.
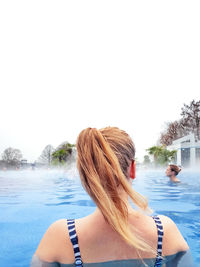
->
(31, 127), (193, 266)
(166, 164), (182, 183)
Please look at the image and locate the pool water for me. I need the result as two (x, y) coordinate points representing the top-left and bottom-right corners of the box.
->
(0, 169), (199, 266)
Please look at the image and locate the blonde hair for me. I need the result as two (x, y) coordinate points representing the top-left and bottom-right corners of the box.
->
(76, 127), (154, 253)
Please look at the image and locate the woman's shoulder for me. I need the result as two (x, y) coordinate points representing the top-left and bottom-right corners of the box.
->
(156, 215), (189, 255)
(34, 219), (75, 264)
(33, 214), (95, 264)
(40, 219), (68, 242)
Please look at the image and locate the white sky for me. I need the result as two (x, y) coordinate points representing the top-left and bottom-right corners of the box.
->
(0, 1), (200, 162)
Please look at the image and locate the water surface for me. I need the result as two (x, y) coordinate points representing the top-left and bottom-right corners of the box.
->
(0, 169), (199, 266)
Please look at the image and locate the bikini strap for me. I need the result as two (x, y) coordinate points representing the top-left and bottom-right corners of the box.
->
(152, 215), (164, 267)
(67, 219), (83, 267)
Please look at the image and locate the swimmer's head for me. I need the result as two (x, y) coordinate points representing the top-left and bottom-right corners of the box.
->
(76, 127), (154, 252)
(76, 127), (136, 184)
(166, 164), (182, 177)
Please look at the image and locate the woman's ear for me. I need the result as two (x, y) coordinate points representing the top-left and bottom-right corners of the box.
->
(130, 160), (136, 179)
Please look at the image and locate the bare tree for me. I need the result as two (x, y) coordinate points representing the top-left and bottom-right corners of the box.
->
(2, 147), (22, 166)
(160, 121), (184, 146)
(160, 132), (173, 146)
(159, 100), (200, 145)
(38, 145), (54, 165)
(181, 100), (200, 140)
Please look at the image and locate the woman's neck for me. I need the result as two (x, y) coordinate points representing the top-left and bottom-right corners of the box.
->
(170, 175), (180, 183)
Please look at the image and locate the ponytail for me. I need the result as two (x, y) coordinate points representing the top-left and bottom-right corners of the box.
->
(76, 127), (154, 253)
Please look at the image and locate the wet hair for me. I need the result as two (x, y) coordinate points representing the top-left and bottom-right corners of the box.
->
(169, 164), (182, 176)
(76, 127), (154, 253)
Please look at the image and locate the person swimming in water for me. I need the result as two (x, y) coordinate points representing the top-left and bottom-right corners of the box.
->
(31, 127), (193, 266)
(166, 164), (182, 183)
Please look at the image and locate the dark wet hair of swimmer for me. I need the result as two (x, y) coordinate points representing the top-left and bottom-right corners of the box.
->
(169, 164), (182, 176)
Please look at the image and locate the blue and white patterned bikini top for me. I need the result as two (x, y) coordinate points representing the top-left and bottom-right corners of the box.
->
(67, 215), (164, 267)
